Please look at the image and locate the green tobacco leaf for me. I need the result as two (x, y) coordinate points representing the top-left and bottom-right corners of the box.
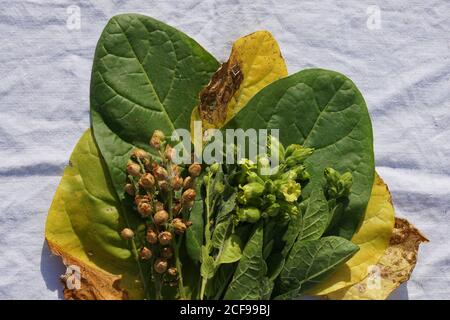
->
(216, 234), (242, 265)
(212, 219), (231, 250)
(224, 224), (267, 300)
(186, 176), (205, 263)
(90, 13), (219, 199)
(226, 69), (374, 239)
(298, 188), (329, 241)
(45, 130), (148, 299)
(274, 236), (359, 299)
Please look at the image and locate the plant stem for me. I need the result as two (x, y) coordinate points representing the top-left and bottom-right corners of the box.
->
(174, 239), (186, 299)
(165, 156), (186, 299)
(200, 172), (213, 300)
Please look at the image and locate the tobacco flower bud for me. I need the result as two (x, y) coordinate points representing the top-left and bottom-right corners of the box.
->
(132, 148), (150, 161)
(285, 146), (314, 167)
(324, 168), (352, 198)
(158, 180), (169, 192)
(167, 267), (177, 277)
(137, 201), (153, 217)
(188, 163), (202, 177)
(246, 171), (265, 185)
(183, 176), (194, 190)
(126, 161), (141, 177)
(182, 188), (196, 202)
(160, 246), (173, 259)
(238, 182), (265, 205)
(210, 163), (220, 174)
(158, 231), (173, 245)
(120, 228), (134, 240)
(154, 166), (168, 181)
(150, 130), (165, 149)
(214, 181), (225, 194)
(203, 175), (209, 185)
(337, 172), (353, 197)
(146, 229), (158, 244)
(172, 218), (187, 234)
(139, 173), (155, 189)
(154, 258), (168, 274)
(154, 210), (169, 225)
(155, 201), (165, 212)
(140, 247), (152, 260)
(171, 175), (183, 191)
(237, 207), (261, 223)
(124, 183), (135, 196)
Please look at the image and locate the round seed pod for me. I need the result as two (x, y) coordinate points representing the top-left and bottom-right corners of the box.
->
(171, 176), (183, 191)
(167, 267), (177, 277)
(188, 163), (202, 177)
(126, 161), (141, 177)
(137, 201), (153, 217)
(146, 230), (158, 244)
(172, 218), (187, 234)
(154, 258), (168, 274)
(158, 231), (173, 245)
(154, 210), (169, 225)
(154, 166), (168, 180)
(120, 228), (134, 240)
(124, 183), (135, 196)
(132, 148), (150, 161)
(140, 247), (152, 260)
(183, 176), (194, 190)
(182, 188), (196, 202)
(139, 173), (155, 189)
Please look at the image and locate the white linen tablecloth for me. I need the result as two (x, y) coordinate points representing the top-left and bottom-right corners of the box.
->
(0, 0), (448, 299)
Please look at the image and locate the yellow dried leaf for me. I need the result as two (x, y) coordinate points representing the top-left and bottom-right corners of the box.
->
(45, 130), (145, 300)
(308, 174), (395, 295)
(190, 30), (288, 132)
(328, 217), (428, 300)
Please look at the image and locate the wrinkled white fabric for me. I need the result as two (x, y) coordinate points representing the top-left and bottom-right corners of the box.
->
(0, 0), (448, 300)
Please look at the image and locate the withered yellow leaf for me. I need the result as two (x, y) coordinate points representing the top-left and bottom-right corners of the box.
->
(328, 217), (428, 300)
(308, 174), (395, 296)
(190, 30), (288, 132)
(46, 129), (146, 300)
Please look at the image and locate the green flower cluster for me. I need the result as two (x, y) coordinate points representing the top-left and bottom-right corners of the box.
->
(233, 141), (314, 224)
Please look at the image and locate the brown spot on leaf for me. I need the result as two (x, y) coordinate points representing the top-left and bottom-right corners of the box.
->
(198, 54), (243, 125)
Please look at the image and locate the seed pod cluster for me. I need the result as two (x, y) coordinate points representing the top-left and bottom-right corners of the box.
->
(121, 130), (202, 284)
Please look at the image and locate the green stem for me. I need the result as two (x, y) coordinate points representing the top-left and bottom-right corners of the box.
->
(200, 173), (213, 300)
(174, 239), (186, 299)
(165, 156), (186, 299)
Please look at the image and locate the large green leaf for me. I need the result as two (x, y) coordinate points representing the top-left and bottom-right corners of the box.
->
(45, 130), (148, 299)
(226, 69), (374, 239)
(274, 236), (359, 299)
(224, 224), (267, 300)
(90, 13), (219, 198)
